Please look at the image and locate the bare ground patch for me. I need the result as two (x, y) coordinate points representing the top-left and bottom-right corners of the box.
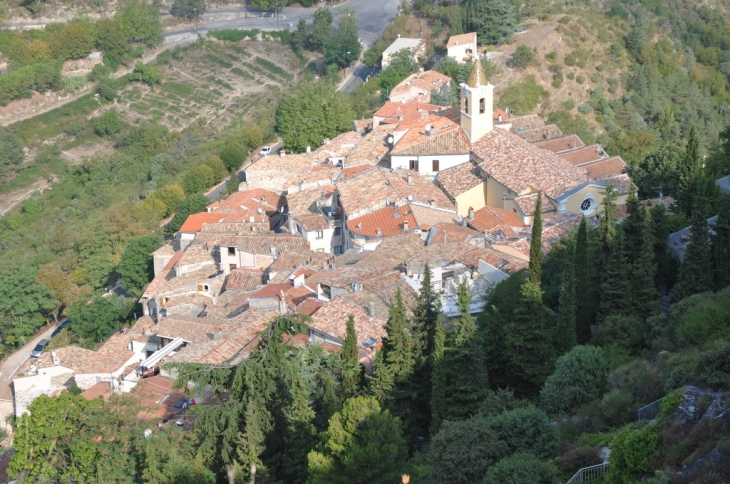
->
(61, 141), (115, 165)
(0, 177), (55, 216)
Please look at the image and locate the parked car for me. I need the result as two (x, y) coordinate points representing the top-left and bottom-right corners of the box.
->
(259, 146), (273, 156)
(51, 319), (72, 338)
(31, 339), (50, 358)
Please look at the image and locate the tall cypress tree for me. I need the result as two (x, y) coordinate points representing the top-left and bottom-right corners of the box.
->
(555, 244), (577, 354)
(676, 196), (714, 300)
(678, 126), (701, 217)
(340, 315), (360, 399)
(370, 290), (415, 425)
(598, 230), (632, 323)
(410, 264), (442, 439)
(631, 208), (659, 320)
(529, 192), (544, 284)
(574, 216), (592, 344)
(437, 281), (488, 426)
(479, 304), (510, 389)
(714, 194), (730, 290)
(622, 183), (645, 265)
(597, 184), (619, 263)
(650, 201), (672, 291)
(506, 279), (552, 398)
(429, 313), (446, 436)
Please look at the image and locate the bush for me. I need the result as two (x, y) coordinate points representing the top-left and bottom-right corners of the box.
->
(576, 75), (586, 84)
(206, 156), (229, 182)
(552, 70), (564, 88)
(555, 446), (602, 474)
(484, 453), (558, 484)
(599, 388), (636, 427)
(540, 346), (610, 416)
(130, 62), (162, 88)
(220, 141), (247, 173)
(664, 367), (690, 394)
(88, 63), (111, 82)
(698, 346), (730, 391)
(567, 72), (575, 80)
(579, 103), (593, 114)
(591, 73), (601, 83)
(209, 28), (260, 41)
(91, 109), (125, 136)
(168, 193), (209, 232)
(545, 51), (557, 63)
(97, 78), (117, 101)
(608, 360), (663, 405)
(593, 314), (647, 355)
(478, 388), (522, 417)
(606, 424), (660, 484)
(562, 99), (575, 110)
(489, 407), (559, 460)
(674, 294), (730, 346)
(182, 164), (215, 195)
(497, 75), (548, 115)
(63, 75), (87, 92)
(659, 388), (685, 420)
(514, 45), (537, 68)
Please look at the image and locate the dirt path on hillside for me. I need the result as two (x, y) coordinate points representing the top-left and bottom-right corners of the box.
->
(0, 178), (54, 216)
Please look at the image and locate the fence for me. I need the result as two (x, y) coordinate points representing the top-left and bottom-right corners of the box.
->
(637, 397), (665, 422)
(566, 463), (610, 484)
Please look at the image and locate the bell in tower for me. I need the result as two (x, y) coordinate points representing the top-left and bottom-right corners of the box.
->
(460, 60), (494, 142)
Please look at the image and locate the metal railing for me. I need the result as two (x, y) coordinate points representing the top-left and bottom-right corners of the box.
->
(637, 397), (665, 422)
(566, 463), (610, 484)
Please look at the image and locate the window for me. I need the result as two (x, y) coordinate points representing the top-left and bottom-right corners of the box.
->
(334, 227), (341, 236)
(316, 248), (325, 252)
(464, 98), (469, 114)
(432, 160), (440, 172)
(409, 159), (419, 171)
(315, 230), (324, 239)
(229, 264), (237, 271)
(580, 195), (596, 215)
(480, 98), (485, 114)
(297, 224), (303, 234)
(334, 245), (342, 255)
(228, 247), (235, 255)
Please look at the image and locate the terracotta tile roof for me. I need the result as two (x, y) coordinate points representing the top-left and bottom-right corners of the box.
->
(447, 32), (477, 49)
(312, 131), (363, 158)
(308, 297), (387, 347)
(346, 124), (398, 165)
(344, 233), (425, 270)
(318, 266), (391, 291)
(472, 128), (589, 200)
(405, 242), (473, 266)
(435, 161), (484, 197)
(390, 107), (466, 155)
(284, 188), (334, 215)
(196, 310), (278, 364)
(347, 204), (416, 237)
(155, 316), (220, 343)
(179, 212), (224, 233)
(162, 293), (211, 317)
(208, 188), (283, 215)
(142, 263), (224, 299)
(267, 250), (329, 273)
(464, 246), (528, 274)
(244, 153), (340, 193)
(374, 101), (442, 123)
(296, 298), (325, 316)
(340, 164), (374, 179)
(498, 114), (544, 130)
(353, 118), (372, 134)
(516, 125), (564, 143)
(513, 192), (557, 216)
(339, 275), (418, 318)
(616, 196), (674, 219)
(297, 213), (330, 231)
(493, 108), (509, 121)
(80, 381), (114, 400)
(217, 235), (309, 254)
(217, 210), (269, 224)
(583, 156), (629, 179)
(427, 223), (482, 244)
(131, 376), (189, 422)
(559, 144), (608, 165)
(390, 71), (452, 101)
(409, 204), (458, 229)
(502, 211), (586, 256)
(594, 173), (631, 194)
(152, 242), (177, 257)
(383, 170), (454, 208)
(467, 206), (526, 237)
(176, 245), (215, 268)
(200, 221), (272, 235)
(532, 134), (585, 153)
(226, 268), (265, 291)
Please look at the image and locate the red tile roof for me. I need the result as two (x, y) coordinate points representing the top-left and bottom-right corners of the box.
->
(532, 134), (585, 153)
(309, 297), (387, 347)
(427, 223), (482, 244)
(435, 161), (484, 197)
(583, 156), (629, 179)
(347, 204), (416, 237)
(179, 212), (223, 233)
(226, 268), (265, 291)
(447, 32), (477, 49)
(208, 188), (283, 214)
(467, 206), (526, 237)
(516, 125), (564, 143)
(559, 144), (608, 165)
(374, 101), (442, 124)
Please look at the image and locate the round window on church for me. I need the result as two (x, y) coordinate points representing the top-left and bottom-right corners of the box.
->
(580, 195), (596, 215)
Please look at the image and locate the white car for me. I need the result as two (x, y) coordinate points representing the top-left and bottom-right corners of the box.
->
(259, 146), (273, 156)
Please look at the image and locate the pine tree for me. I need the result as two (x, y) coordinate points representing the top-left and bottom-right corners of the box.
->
(678, 126), (701, 217)
(529, 192), (544, 284)
(506, 280), (553, 398)
(478, 304), (509, 389)
(598, 230), (632, 323)
(676, 196), (714, 300)
(429, 314), (446, 436)
(370, 290), (415, 427)
(555, 244), (577, 354)
(574, 216), (592, 344)
(340, 315), (360, 399)
(714, 194), (730, 290)
(436, 281), (488, 426)
(650, 201), (672, 291)
(621, 183), (645, 265)
(631, 208), (659, 320)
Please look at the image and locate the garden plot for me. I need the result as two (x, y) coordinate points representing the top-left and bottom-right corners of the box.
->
(116, 40), (303, 131)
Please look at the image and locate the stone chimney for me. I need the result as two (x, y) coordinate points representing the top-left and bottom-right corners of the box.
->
(403, 220), (409, 230)
(368, 301), (376, 317)
(212, 327), (222, 340)
(468, 207), (475, 221)
(278, 291), (287, 314)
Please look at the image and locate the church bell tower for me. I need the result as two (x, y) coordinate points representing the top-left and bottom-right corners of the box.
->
(460, 60), (494, 142)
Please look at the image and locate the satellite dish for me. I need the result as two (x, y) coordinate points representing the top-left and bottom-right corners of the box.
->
(387, 136), (394, 144)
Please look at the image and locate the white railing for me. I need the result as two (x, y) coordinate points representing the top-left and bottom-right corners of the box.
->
(566, 463), (610, 484)
(637, 397), (665, 422)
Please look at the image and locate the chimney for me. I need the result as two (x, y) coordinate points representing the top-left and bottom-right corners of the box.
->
(212, 296), (218, 305)
(306, 145), (311, 153)
(212, 327), (222, 340)
(368, 301), (376, 317)
(468, 207), (475, 221)
(407, 172), (412, 185)
(270, 246), (277, 256)
(498, 115), (503, 122)
(249, 216), (255, 223)
(376, 228), (382, 236)
(403, 220), (409, 230)
(397, 34), (401, 38)
(279, 291), (287, 314)
(280, 150), (286, 157)
(142, 325), (150, 335)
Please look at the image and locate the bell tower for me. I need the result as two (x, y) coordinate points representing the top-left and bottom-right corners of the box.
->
(460, 60), (494, 142)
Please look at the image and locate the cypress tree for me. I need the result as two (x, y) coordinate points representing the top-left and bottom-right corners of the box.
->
(650, 201), (672, 291)
(529, 192), (544, 284)
(678, 126), (701, 217)
(574, 216), (592, 344)
(676, 196), (714, 300)
(555, 245), (577, 354)
(631, 208), (659, 320)
(598, 230), (632, 323)
(370, 290), (415, 424)
(429, 313), (446, 436)
(339, 315), (360, 399)
(506, 280), (553, 398)
(478, 304), (509, 389)
(622, 183), (645, 265)
(597, 184), (619, 264)
(714, 194), (730, 290)
(437, 281), (488, 425)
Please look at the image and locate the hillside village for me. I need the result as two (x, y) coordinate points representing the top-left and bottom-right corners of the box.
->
(2, 0), (730, 481)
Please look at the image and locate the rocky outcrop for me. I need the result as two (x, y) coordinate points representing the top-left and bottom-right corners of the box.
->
(670, 386), (729, 425)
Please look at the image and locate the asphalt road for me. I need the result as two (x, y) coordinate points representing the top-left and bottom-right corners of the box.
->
(0, 324), (57, 393)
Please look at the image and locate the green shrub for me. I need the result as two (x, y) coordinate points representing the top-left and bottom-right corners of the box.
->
(208, 28), (260, 41)
(91, 109), (125, 136)
(562, 99), (575, 110)
(545, 51), (557, 63)
(698, 346), (730, 390)
(254, 56), (293, 80)
(659, 388), (685, 420)
(552, 70), (564, 88)
(591, 73), (601, 83)
(161, 82), (194, 97)
(599, 389), (635, 427)
(497, 75), (548, 115)
(540, 346), (610, 416)
(555, 446), (602, 475)
(513, 45), (537, 69)
(576, 75), (586, 84)
(675, 294), (730, 345)
(489, 407), (559, 459)
(606, 424), (660, 484)
(565, 53), (576, 66)
(567, 72), (575, 80)
(484, 453), (558, 484)
(664, 367), (690, 394)
(579, 103), (593, 114)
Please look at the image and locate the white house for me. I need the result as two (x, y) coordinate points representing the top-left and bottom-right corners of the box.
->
(446, 32), (478, 63)
(381, 36), (425, 70)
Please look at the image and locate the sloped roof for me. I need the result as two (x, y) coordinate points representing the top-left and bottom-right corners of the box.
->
(427, 223), (482, 244)
(516, 125), (564, 143)
(467, 206), (526, 237)
(435, 161), (485, 198)
(179, 212), (224, 233)
(308, 297), (387, 347)
(447, 32), (477, 49)
(347, 204), (416, 237)
(216, 235), (309, 254)
(532, 134), (585, 153)
(226, 268), (265, 291)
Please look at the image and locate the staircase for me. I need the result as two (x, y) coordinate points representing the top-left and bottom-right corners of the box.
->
(566, 463), (610, 484)
(660, 286), (677, 316)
